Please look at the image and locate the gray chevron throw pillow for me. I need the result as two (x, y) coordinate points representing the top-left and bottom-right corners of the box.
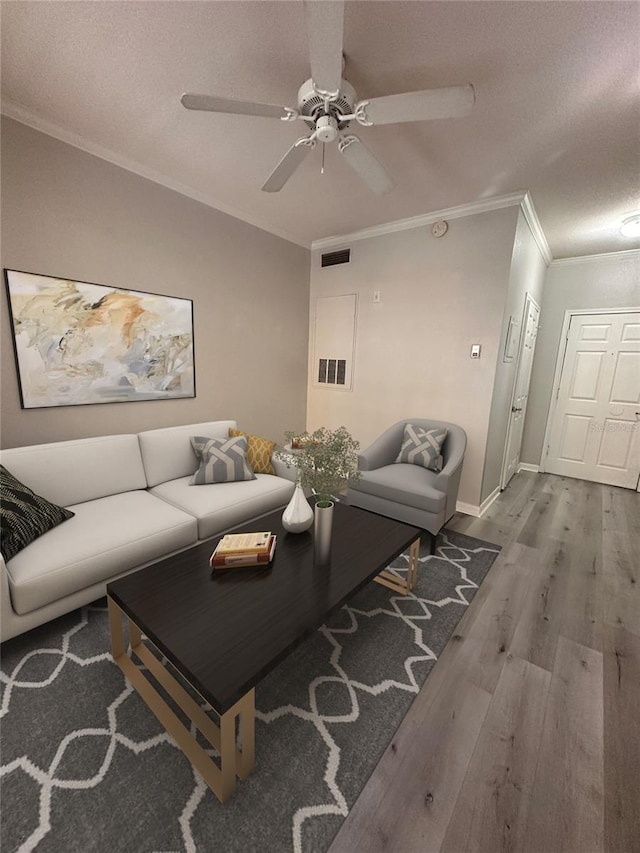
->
(190, 435), (256, 485)
(395, 424), (448, 472)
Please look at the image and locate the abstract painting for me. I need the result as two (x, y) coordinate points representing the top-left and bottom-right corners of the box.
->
(4, 270), (195, 409)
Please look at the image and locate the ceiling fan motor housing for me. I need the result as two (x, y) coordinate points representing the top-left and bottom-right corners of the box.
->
(315, 115), (338, 142)
(297, 77), (357, 131)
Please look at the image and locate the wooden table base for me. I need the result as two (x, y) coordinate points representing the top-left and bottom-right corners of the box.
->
(374, 537), (421, 596)
(107, 597), (255, 804)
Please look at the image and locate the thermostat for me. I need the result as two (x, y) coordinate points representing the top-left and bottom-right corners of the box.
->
(432, 220), (448, 238)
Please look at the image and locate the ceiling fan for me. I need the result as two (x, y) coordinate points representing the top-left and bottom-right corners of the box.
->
(181, 1), (475, 194)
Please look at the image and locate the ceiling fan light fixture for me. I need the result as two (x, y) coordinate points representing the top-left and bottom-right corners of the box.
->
(620, 214), (640, 238)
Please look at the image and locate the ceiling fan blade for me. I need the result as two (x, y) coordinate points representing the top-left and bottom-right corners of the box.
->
(358, 84), (475, 126)
(338, 135), (394, 195)
(304, 0), (344, 95)
(262, 138), (315, 192)
(181, 93), (291, 120)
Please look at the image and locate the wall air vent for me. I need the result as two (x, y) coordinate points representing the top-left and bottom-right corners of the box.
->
(318, 359), (347, 385)
(321, 248), (351, 268)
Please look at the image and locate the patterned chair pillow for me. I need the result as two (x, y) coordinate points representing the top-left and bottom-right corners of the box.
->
(190, 435), (256, 485)
(0, 465), (75, 562)
(395, 424), (448, 472)
(228, 428), (276, 475)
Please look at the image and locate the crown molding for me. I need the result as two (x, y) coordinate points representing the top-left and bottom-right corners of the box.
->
(2, 101), (558, 260)
(311, 191), (528, 251)
(1, 100), (309, 249)
(550, 248), (640, 267)
(520, 191), (553, 266)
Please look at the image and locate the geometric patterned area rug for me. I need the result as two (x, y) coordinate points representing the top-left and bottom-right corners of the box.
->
(1, 530), (499, 853)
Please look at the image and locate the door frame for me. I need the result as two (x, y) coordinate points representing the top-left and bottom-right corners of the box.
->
(500, 292), (540, 489)
(540, 306), (640, 481)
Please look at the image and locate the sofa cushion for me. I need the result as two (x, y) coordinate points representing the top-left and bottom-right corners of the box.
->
(150, 474), (295, 540)
(1, 465), (75, 562)
(351, 464), (446, 514)
(0, 434), (147, 507)
(228, 428), (276, 475)
(395, 424), (447, 472)
(5, 491), (197, 615)
(138, 420), (236, 487)
(190, 435), (256, 485)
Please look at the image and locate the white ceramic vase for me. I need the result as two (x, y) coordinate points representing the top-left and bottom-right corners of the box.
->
(282, 482), (314, 533)
(313, 500), (334, 564)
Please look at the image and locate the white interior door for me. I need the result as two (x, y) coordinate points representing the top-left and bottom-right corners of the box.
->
(501, 295), (540, 488)
(545, 311), (640, 488)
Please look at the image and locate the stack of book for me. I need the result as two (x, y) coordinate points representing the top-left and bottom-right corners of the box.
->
(210, 530), (276, 570)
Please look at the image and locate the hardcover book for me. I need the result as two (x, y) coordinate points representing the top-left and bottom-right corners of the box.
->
(210, 535), (277, 569)
(214, 531), (272, 556)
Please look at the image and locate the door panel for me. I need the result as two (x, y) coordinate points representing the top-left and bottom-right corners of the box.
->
(611, 352), (640, 402)
(621, 323), (640, 341)
(597, 421), (635, 469)
(580, 324), (611, 341)
(545, 311), (640, 488)
(558, 415), (592, 462)
(569, 351), (604, 400)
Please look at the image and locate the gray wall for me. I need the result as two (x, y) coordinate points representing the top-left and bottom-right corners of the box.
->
(481, 209), (547, 501)
(1, 119), (310, 449)
(521, 250), (640, 466)
(307, 206), (520, 508)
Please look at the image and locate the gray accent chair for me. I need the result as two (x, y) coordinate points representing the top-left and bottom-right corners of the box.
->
(345, 419), (467, 553)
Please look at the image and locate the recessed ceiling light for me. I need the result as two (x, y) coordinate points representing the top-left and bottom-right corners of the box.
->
(620, 214), (640, 238)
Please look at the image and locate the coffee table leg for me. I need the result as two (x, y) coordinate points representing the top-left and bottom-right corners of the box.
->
(235, 689), (255, 780)
(407, 537), (420, 589)
(107, 595), (255, 804)
(375, 536), (421, 595)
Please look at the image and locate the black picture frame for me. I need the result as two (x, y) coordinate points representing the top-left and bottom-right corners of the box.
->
(4, 269), (196, 409)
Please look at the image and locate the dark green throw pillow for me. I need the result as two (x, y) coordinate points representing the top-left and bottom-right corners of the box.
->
(0, 465), (75, 562)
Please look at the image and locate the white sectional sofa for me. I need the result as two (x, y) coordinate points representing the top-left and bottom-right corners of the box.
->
(0, 420), (295, 642)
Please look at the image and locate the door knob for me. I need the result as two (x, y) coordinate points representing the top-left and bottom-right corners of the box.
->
(512, 406), (523, 413)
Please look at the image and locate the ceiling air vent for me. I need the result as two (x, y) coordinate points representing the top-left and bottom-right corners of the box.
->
(321, 248), (351, 268)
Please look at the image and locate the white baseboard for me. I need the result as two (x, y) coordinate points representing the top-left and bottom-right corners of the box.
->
(518, 463), (540, 473)
(479, 486), (501, 515)
(456, 485), (501, 519)
(456, 500), (480, 517)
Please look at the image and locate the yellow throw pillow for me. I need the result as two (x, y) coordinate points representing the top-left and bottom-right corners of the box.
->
(228, 428), (276, 475)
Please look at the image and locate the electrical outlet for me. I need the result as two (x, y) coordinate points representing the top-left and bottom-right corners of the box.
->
(373, 291), (381, 303)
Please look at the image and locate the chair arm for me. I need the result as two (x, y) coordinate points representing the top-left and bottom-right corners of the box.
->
(434, 429), (467, 492)
(357, 421), (406, 471)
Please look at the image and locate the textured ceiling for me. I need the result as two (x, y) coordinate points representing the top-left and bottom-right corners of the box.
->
(2, 0), (639, 258)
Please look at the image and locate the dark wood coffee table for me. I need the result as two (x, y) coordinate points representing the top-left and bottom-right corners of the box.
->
(107, 502), (421, 803)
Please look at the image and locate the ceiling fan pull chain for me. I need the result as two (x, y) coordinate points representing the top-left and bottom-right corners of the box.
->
(321, 143), (325, 174)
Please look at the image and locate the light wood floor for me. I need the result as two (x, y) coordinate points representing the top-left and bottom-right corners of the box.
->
(328, 471), (640, 853)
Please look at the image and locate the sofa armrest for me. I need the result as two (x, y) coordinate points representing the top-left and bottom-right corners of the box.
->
(1, 555), (18, 643)
(357, 421), (406, 471)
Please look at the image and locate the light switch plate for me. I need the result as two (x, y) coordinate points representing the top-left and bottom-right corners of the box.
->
(471, 344), (481, 358)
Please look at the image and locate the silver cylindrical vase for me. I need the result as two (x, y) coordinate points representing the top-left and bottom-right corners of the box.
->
(313, 501), (334, 564)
